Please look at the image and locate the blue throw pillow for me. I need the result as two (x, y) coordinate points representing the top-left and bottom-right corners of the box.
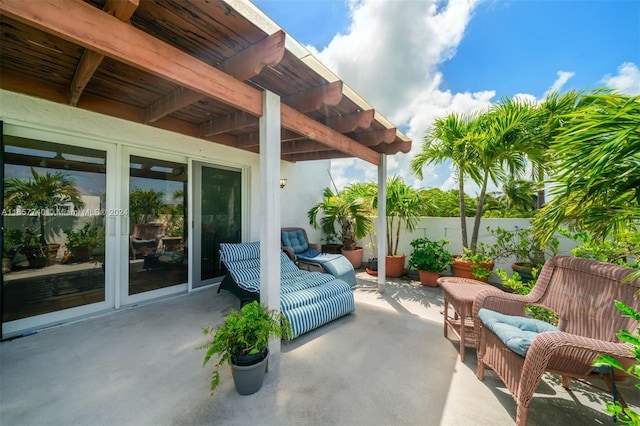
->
(281, 230), (309, 254)
(478, 308), (562, 357)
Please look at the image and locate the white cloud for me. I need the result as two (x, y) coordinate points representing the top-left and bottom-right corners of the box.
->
(543, 70), (575, 98)
(601, 62), (640, 95)
(318, 0), (484, 190)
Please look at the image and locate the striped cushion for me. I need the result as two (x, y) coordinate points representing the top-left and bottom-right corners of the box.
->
(220, 242), (260, 262)
(218, 242), (355, 338)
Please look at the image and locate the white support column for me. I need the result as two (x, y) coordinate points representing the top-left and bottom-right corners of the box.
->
(377, 154), (387, 293)
(259, 90), (282, 369)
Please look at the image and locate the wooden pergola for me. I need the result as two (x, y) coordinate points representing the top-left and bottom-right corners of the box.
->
(0, 0), (410, 165)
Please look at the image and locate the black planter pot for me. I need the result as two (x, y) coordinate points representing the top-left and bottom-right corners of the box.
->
(231, 348), (269, 395)
(367, 258), (378, 271)
(512, 262), (536, 284)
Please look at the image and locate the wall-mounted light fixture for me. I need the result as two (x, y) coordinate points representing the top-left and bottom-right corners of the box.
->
(280, 178), (287, 189)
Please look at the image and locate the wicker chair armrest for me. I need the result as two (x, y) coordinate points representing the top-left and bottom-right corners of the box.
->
(309, 242), (322, 252)
(518, 331), (635, 406)
(473, 289), (532, 318)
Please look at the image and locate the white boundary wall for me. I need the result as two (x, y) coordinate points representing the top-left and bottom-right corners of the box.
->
(359, 217), (580, 275)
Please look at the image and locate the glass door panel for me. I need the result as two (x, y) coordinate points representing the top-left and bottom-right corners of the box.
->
(128, 156), (187, 295)
(194, 164), (241, 288)
(2, 136), (107, 321)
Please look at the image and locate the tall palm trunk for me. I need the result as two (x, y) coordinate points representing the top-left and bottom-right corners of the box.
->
(458, 166), (469, 249)
(470, 172), (490, 251)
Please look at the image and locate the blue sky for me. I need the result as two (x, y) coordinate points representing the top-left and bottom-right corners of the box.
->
(253, 0), (640, 193)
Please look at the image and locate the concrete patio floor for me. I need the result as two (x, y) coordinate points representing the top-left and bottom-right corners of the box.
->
(1, 271), (638, 425)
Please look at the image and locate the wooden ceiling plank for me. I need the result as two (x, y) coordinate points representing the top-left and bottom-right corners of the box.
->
(68, 0), (138, 106)
(325, 109), (375, 132)
(1, 0), (264, 115)
(144, 30), (286, 124)
(281, 140), (328, 155)
(351, 128), (397, 146)
(283, 150), (352, 162)
(283, 81), (344, 113)
(198, 111), (258, 136)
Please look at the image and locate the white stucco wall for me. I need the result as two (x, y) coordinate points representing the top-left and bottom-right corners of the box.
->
(0, 90), (332, 237)
(361, 217), (579, 275)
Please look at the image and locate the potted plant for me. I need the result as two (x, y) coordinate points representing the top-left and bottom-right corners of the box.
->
(308, 184), (373, 269)
(452, 244), (494, 282)
(63, 223), (100, 263)
(199, 301), (292, 398)
(4, 167), (84, 264)
(17, 228), (49, 268)
(372, 176), (427, 277)
(408, 237), (452, 287)
(489, 226), (559, 282)
(2, 229), (22, 273)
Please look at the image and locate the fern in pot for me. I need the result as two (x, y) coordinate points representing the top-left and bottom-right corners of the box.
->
(408, 237), (452, 287)
(200, 301), (292, 398)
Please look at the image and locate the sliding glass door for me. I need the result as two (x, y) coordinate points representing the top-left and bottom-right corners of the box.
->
(126, 153), (188, 299)
(193, 162), (242, 288)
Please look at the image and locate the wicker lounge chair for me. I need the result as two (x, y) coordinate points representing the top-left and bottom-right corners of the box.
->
(217, 242), (355, 338)
(472, 256), (640, 425)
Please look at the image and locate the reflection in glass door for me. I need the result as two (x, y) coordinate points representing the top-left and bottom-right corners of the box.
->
(2, 136), (107, 322)
(194, 164), (241, 288)
(128, 156), (187, 295)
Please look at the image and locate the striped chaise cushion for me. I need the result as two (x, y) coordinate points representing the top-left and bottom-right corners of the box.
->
(218, 242), (355, 337)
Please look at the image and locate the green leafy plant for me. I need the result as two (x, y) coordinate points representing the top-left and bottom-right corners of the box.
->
(64, 223), (100, 253)
(199, 301), (292, 399)
(16, 228), (48, 264)
(558, 228), (638, 267)
(408, 238), (452, 273)
(593, 301), (640, 425)
(496, 268), (558, 325)
(489, 226), (559, 267)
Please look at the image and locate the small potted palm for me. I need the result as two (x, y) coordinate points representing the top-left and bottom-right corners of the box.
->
(200, 301), (292, 398)
(408, 237), (452, 287)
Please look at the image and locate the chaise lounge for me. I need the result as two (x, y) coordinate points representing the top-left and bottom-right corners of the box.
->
(217, 242), (355, 338)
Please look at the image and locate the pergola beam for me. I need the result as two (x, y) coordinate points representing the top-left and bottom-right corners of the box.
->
(324, 109), (375, 132)
(144, 31), (286, 124)
(68, 0), (139, 106)
(350, 128), (397, 146)
(283, 81), (343, 113)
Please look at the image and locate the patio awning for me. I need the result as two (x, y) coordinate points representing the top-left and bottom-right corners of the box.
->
(0, 0), (411, 166)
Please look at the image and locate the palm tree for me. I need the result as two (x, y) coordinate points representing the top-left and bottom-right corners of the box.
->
(467, 98), (535, 250)
(528, 90), (581, 209)
(411, 113), (482, 249)
(371, 176), (428, 256)
(4, 167), (84, 245)
(308, 185), (373, 251)
(533, 91), (640, 244)
(129, 188), (165, 225)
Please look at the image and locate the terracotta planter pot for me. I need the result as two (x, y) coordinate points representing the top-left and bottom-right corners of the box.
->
(341, 247), (363, 269)
(418, 270), (440, 287)
(452, 257), (495, 282)
(47, 243), (61, 266)
(386, 255), (406, 278)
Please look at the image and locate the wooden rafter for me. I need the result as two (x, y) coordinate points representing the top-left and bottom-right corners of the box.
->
(324, 109), (375, 132)
(144, 30), (286, 124)
(68, 0), (139, 106)
(283, 81), (343, 113)
(281, 140), (327, 155)
(350, 128), (397, 146)
(198, 111), (259, 137)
